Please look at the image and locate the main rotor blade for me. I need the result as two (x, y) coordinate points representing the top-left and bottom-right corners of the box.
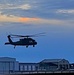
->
(10, 32), (45, 38)
(10, 34), (30, 37)
(29, 32), (46, 37)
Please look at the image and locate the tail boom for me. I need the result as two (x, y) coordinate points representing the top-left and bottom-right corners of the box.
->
(5, 42), (11, 45)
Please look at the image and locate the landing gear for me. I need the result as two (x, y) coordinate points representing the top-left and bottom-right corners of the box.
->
(26, 45), (28, 48)
(14, 46), (16, 49)
(33, 45), (35, 47)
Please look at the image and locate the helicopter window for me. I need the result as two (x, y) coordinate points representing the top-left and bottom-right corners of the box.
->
(29, 41), (33, 43)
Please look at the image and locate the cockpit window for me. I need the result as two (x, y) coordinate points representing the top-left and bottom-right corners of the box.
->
(29, 41), (33, 43)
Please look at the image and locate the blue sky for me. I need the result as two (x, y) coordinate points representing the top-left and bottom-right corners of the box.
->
(0, 0), (74, 63)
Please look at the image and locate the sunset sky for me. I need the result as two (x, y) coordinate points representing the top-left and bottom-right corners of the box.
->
(0, 0), (74, 63)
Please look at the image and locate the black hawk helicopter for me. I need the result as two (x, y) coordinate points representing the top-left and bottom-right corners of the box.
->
(5, 33), (45, 48)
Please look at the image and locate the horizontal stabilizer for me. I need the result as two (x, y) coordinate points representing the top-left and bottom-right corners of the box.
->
(5, 42), (10, 45)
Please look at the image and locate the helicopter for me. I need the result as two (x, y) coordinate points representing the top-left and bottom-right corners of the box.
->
(5, 33), (45, 48)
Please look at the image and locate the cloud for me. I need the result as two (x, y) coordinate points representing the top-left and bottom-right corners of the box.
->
(19, 17), (65, 25)
(0, 14), (66, 25)
(0, 4), (31, 10)
(56, 9), (74, 14)
(0, 14), (19, 22)
(19, 4), (31, 10)
(0, 13), (74, 26)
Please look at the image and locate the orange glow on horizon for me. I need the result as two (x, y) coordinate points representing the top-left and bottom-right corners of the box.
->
(19, 17), (40, 22)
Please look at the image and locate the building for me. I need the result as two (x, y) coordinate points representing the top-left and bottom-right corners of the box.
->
(0, 57), (73, 74)
(69, 63), (74, 70)
(0, 57), (19, 74)
(37, 59), (70, 71)
(19, 63), (37, 71)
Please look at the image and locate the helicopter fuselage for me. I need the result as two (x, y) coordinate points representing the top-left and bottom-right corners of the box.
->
(5, 35), (37, 48)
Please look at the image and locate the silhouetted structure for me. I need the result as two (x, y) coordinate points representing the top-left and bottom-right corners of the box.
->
(0, 57), (74, 74)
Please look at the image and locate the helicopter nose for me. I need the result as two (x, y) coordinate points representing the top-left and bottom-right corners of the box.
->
(35, 42), (37, 45)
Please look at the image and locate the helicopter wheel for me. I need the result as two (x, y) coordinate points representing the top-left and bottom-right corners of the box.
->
(26, 45), (28, 48)
(33, 45), (35, 47)
(14, 46), (16, 49)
